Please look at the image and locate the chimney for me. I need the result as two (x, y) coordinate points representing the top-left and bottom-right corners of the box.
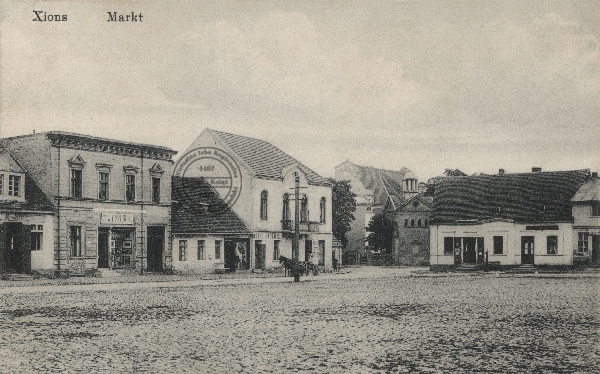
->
(532, 167), (542, 173)
(498, 169), (505, 175)
(593, 172), (598, 178)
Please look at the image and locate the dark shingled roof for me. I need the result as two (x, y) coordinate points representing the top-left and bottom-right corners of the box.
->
(171, 177), (251, 235)
(0, 175), (54, 212)
(431, 169), (590, 224)
(210, 129), (330, 186)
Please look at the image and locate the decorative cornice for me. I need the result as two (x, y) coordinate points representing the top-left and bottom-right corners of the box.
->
(46, 132), (177, 161)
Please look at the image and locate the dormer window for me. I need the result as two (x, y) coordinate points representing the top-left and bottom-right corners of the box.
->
(592, 202), (600, 217)
(8, 175), (21, 196)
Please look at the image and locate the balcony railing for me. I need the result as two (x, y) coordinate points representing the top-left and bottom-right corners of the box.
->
(281, 220), (320, 233)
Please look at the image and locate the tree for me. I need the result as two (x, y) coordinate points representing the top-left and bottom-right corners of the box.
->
(365, 213), (394, 253)
(328, 179), (356, 249)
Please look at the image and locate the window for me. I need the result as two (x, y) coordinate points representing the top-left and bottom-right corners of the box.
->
(404, 219), (408, 227)
(418, 219), (422, 227)
(260, 190), (268, 221)
(320, 197), (326, 224)
(98, 172), (109, 200)
(152, 177), (161, 203)
(282, 193), (290, 221)
(547, 235), (558, 255)
(444, 237), (454, 255)
(178, 240), (188, 261)
(8, 175), (21, 197)
(125, 174), (135, 202)
(0, 174), (3, 195)
(31, 225), (43, 251)
(71, 169), (82, 198)
(70, 226), (82, 257)
(592, 202), (600, 217)
(273, 240), (280, 260)
(411, 219), (415, 227)
(300, 196), (308, 222)
(197, 240), (205, 260)
(215, 240), (222, 260)
(424, 219), (429, 227)
(493, 236), (504, 255)
(578, 232), (589, 252)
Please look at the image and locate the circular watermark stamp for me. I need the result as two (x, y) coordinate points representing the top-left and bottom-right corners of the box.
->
(173, 147), (243, 210)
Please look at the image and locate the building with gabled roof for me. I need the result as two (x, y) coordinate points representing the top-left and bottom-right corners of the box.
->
(429, 168), (591, 270)
(179, 129), (334, 270)
(571, 173), (600, 265)
(334, 160), (419, 262)
(386, 194), (432, 266)
(171, 177), (252, 273)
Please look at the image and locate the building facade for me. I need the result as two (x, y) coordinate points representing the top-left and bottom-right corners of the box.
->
(179, 129), (334, 270)
(334, 161), (419, 262)
(386, 194), (431, 266)
(571, 174), (600, 265)
(0, 132), (177, 275)
(429, 168), (590, 270)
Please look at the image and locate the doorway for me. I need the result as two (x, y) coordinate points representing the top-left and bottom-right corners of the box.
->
(147, 226), (164, 273)
(304, 240), (313, 262)
(255, 241), (266, 269)
(463, 237), (477, 264)
(98, 228), (109, 268)
(521, 236), (535, 264)
(592, 235), (600, 263)
(1, 223), (31, 274)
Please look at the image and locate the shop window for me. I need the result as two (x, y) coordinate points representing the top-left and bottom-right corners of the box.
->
(547, 235), (558, 255)
(282, 193), (290, 221)
(197, 240), (205, 260)
(125, 174), (136, 202)
(578, 232), (589, 252)
(320, 197), (326, 224)
(215, 240), (222, 260)
(152, 177), (161, 203)
(493, 236), (503, 255)
(8, 175), (20, 197)
(443, 237), (454, 255)
(70, 226), (82, 257)
(260, 190), (268, 221)
(179, 240), (188, 261)
(273, 240), (280, 260)
(31, 225), (43, 251)
(98, 172), (109, 200)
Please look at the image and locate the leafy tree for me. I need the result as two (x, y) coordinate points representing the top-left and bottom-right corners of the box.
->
(365, 213), (394, 253)
(328, 179), (356, 249)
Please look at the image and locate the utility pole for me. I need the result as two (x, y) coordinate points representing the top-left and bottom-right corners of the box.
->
(293, 174), (300, 282)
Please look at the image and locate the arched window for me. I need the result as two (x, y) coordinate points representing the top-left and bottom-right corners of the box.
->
(418, 219), (422, 227)
(319, 197), (326, 224)
(300, 195), (308, 222)
(411, 219), (415, 227)
(260, 190), (268, 221)
(282, 193), (290, 221)
(404, 219), (408, 227)
(424, 219), (428, 227)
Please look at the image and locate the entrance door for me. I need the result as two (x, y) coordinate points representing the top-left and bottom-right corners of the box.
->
(521, 236), (535, 264)
(463, 237), (477, 264)
(224, 240), (237, 272)
(305, 240), (313, 262)
(2, 223), (31, 274)
(255, 242), (266, 269)
(98, 228), (110, 268)
(147, 226), (164, 273)
(592, 235), (600, 263)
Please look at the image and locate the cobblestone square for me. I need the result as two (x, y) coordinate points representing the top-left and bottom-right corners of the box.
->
(0, 271), (598, 373)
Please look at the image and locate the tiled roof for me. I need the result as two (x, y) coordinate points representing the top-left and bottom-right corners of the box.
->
(171, 177), (251, 235)
(346, 162), (409, 206)
(431, 170), (590, 224)
(571, 178), (600, 202)
(209, 130), (330, 186)
(0, 175), (54, 212)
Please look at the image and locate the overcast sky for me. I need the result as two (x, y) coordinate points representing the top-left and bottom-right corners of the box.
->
(1, 1), (599, 181)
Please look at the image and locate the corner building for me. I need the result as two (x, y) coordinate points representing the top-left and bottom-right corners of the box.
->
(0, 132), (177, 275)
(179, 129), (334, 271)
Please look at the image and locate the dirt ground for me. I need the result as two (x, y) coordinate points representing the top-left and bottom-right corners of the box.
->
(0, 269), (597, 373)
